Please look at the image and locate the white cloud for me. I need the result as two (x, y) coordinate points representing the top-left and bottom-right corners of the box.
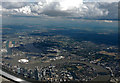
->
(1, 0), (118, 20)
(84, 0), (120, 2)
(1, 0), (120, 2)
(14, 6), (31, 14)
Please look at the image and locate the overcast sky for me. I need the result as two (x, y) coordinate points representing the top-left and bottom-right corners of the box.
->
(1, 0), (120, 20)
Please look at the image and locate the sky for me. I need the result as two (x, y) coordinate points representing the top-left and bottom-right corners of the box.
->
(0, 0), (120, 20)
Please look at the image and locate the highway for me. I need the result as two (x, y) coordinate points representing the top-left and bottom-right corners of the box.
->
(0, 69), (31, 83)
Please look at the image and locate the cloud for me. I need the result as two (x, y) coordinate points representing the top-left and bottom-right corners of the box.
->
(84, 0), (120, 2)
(1, 0), (119, 20)
(1, 0), (120, 2)
(0, 0), (30, 2)
(2, 2), (30, 9)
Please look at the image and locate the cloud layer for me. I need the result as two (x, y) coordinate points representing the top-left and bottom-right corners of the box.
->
(2, 0), (119, 20)
(1, 0), (120, 2)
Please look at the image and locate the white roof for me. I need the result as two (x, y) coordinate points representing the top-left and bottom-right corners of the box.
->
(18, 59), (29, 63)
